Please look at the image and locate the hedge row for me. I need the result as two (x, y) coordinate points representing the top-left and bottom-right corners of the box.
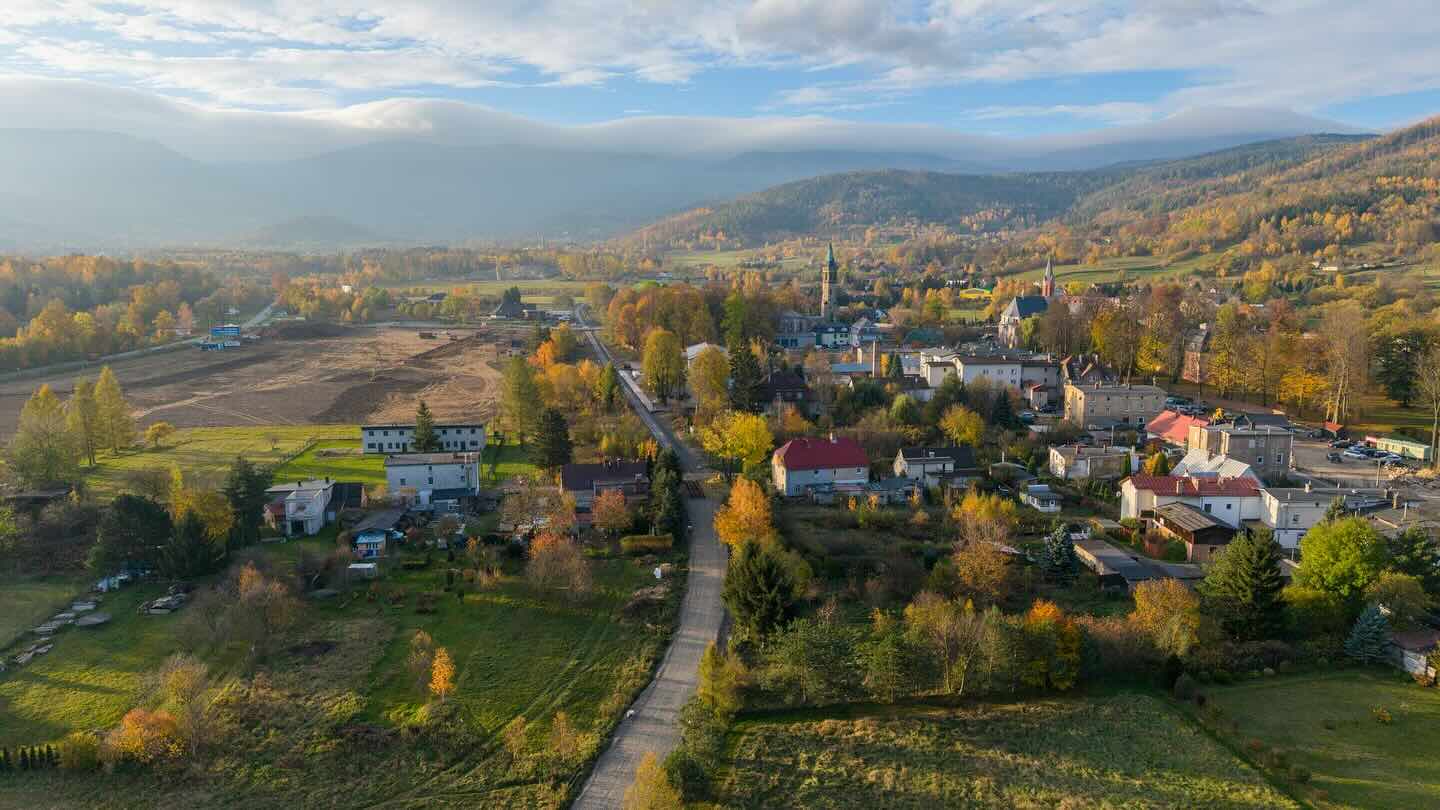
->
(620, 534), (674, 555)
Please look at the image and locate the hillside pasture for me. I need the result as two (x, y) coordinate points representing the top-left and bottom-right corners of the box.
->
(715, 696), (1295, 809)
(1207, 670), (1440, 810)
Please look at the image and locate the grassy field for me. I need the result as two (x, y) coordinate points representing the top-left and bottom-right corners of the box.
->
(0, 575), (87, 649)
(1207, 670), (1440, 809)
(0, 583), (185, 747)
(271, 438), (385, 487)
(665, 247), (810, 273)
(83, 425), (359, 498)
(379, 278), (594, 296)
(715, 695), (1295, 809)
(481, 440), (542, 484)
(1011, 254), (1221, 285)
(0, 533), (676, 808)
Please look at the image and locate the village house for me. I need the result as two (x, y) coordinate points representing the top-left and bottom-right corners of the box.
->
(1186, 423), (1293, 479)
(1182, 324), (1211, 384)
(1259, 484), (1370, 550)
(760, 370), (810, 414)
(361, 422), (487, 454)
(1146, 411), (1209, 447)
(893, 446), (980, 487)
(1063, 382), (1166, 429)
(772, 436), (870, 497)
(384, 452), (481, 511)
(559, 460), (650, 527)
(1048, 444), (1133, 481)
(264, 478), (344, 537)
(1119, 474), (1263, 523)
(1170, 449), (1260, 483)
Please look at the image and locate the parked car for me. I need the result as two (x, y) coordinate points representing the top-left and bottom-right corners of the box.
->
(1327, 452), (1344, 463)
(1019, 410), (1036, 423)
(1329, 439), (1352, 448)
(1342, 447), (1369, 459)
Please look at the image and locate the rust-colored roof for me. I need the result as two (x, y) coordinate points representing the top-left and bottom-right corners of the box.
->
(774, 437), (869, 471)
(1124, 475), (1260, 496)
(1147, 411), (1208, 444)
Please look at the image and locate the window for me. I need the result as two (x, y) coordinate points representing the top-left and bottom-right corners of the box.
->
(400, 478), (407, 486)
(427, 477), (434, 485)
(1204, 503), (1212, 513)
(1225, 503), (1232, 510)
(1292, 514), (1300, 524)
(383, 430), (390, 436)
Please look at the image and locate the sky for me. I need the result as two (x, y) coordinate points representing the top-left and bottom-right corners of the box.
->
(1, 1), (1438, 158)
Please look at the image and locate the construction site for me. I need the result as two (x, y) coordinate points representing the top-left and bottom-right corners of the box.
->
(0, 321), (538, 438)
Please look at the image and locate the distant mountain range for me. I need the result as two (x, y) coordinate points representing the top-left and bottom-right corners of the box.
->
(627, 134), (1376, 247)
(0, 115), (1371, 252)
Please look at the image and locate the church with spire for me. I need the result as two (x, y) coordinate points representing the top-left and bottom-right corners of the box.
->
(998, 256), (1059, 348)
(820, 241), (838, 321)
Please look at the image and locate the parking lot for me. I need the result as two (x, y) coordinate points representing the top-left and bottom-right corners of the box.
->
(1292, 437), (1411, 484)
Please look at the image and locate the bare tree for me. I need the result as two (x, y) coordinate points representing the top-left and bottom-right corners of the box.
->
(1416, 344), (1440, 469)
(1320, 301), (1369, 424)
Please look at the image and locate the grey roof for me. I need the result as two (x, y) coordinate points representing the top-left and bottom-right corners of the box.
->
(899, 446), (976, 467)
(1156, 502), (1232, 532)
(1007, 295), (1050, 318)
(384, 452), (479, 466)
(560, 461), (649, 492)
(363, 422), (484, 431)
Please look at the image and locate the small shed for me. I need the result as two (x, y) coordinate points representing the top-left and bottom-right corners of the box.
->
(1021, 484), (1062, 513)
(347, 562), (379, 580)
(1389, 628), (1440, 678)
(1154, 502), (1234, 562)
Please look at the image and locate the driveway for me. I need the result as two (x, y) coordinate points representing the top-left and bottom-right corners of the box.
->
(571, 308), (725, 809)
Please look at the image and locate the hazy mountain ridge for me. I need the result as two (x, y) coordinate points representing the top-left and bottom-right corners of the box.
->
(0, 116), (1373, 252)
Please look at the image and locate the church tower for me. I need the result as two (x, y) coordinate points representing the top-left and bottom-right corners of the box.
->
(1041, 256), (1055, 299)
(820, 242), (838, 320)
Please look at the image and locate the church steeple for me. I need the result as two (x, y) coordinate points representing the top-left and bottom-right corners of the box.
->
(820, 242), (838, 320)
(1041, 256), (1055, 299)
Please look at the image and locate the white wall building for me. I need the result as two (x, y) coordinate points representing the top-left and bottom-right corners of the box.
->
(362, 423), (486, 454)
(384, 452), (481, 509)
(772, 436), (870, 497)
(1120, 475), (1263, 524)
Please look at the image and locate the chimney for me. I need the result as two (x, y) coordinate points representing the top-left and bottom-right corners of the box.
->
(1175, 479), (1182, 495)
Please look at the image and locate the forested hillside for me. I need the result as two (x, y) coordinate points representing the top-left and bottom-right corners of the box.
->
(626, 132), (1384, 252)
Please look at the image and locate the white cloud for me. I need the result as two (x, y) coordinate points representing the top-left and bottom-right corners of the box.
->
(0, 1), (1435, 125)
(0, 76), (1360, 164)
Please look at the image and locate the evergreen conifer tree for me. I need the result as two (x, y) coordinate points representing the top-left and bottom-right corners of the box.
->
(1039, 524), (1078, 584)
(19, 748), (28, 771)
(990, 393), (1018, 429)
(412, 400), (440, 452)
(727, 341), (764, 414)
(532, 408), (573, 471)
(1345, 603), (1390, 664)
(1386, 526), (1440, 596)
(1199, 527), (1286, 640)
(722, 542), (797, 640)
(1323, 496), (1349, 523)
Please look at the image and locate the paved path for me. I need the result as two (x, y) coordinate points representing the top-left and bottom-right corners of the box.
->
(572, 496), (724, 809)
(572, 304), (725, 809)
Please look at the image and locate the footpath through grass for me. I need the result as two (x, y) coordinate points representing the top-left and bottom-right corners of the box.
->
(1208, 670), (1440, 809)
(714, 695), (1295, 809)
(83, 425), (359, 498)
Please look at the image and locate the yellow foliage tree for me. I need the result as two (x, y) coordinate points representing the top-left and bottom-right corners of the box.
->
(624, 751), (684, 810)
(1129, 578), (1200, 656)
(939, 404), (985, 447)
(699, 410), (774, 480)
(713, 476), (777, 548)
(430, 647), (456, 702)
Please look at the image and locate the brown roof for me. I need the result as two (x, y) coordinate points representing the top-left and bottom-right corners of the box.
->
(1124, 475), (1260, 497)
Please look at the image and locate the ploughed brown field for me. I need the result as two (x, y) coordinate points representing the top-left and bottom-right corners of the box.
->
(0, 324), (517, 439)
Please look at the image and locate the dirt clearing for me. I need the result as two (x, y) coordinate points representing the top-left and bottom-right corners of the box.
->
(0, 325), (514, 438)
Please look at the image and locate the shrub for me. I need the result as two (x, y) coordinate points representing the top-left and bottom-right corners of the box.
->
(58, 731), (100, 771)
(1372, 706), (1393, 725)
(620, 534), (674, 555)
(1245, 738), (1265, 754)
(1290, 765), (1312, 783)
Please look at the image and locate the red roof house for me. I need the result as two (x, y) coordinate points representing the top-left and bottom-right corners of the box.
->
(1120, 474), (1262, 523)
(772, 436), (870, 497)
(1146, 411), (1208, 446)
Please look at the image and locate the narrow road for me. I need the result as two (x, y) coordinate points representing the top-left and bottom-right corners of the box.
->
(571, 307), (726, 809)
